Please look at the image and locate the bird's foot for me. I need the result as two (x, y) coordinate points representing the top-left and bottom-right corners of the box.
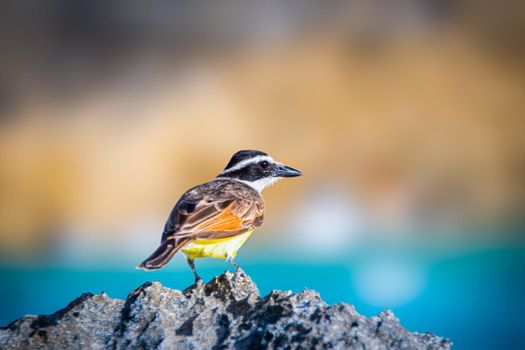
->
(227, 256), (247, 277)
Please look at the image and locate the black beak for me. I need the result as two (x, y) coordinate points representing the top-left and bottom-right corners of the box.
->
(275, 164), (302, 178)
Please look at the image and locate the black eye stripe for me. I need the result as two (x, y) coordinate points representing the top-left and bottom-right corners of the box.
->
(219, 160), (270, 181)
(259, 161), (269, 169)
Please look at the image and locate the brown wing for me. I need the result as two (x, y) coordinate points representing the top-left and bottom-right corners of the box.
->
(181, 199), (262, 239)
(161, 180), (264, 242)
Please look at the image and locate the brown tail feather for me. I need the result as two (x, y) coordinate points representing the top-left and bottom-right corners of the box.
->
(136, 237), (189, 270)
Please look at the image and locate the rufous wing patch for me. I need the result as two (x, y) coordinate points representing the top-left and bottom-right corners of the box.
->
(195, 207), (244, 232)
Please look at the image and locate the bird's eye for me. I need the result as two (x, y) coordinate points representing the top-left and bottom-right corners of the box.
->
(259, 160), (269, 169)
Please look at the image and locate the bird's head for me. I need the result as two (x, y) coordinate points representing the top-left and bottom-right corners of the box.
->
(218, 150), (302, 192)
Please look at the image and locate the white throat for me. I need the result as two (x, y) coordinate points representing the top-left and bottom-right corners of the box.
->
(236, 177), (280, 193)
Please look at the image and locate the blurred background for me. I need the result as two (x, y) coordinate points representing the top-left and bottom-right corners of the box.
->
(0, 1), (524, 349)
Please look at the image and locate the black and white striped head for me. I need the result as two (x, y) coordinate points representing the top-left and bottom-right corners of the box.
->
(218, 150), (302, 192)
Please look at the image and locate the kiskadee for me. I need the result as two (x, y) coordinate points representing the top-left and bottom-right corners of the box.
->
(137, 150), (302, 281)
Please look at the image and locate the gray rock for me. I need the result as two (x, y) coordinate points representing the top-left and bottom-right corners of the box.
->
(0, 271), (451, 349)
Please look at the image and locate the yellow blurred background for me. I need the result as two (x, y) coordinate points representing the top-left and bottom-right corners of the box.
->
(0, 1), (523, 253)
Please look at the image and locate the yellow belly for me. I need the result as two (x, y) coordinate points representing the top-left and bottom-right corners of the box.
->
(181, 230), (254, 260)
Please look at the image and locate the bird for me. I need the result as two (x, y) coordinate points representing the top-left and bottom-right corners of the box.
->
(137, 150), (302, 282)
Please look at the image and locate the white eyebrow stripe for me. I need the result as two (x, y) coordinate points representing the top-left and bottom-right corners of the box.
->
(221, 155), (274, 174)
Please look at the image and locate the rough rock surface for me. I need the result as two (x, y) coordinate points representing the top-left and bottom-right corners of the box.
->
(0, 271), (451, 349)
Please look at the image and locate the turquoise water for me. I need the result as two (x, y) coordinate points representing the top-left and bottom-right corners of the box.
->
(1, 246), (524, 350)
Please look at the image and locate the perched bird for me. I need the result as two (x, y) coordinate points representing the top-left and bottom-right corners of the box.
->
(137, 150), (302, 281)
